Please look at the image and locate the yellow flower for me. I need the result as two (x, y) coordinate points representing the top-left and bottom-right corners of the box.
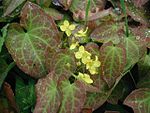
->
(70, 42), (79, 50)
(75, 27), (88, 37)
(86, 56), (101, 75)
(75, 46), (91, 60)
(60, 20), (76, 36)
(81, 51), (91, 64)
(75, 46), (85, 59)
(78, 72), (93, 84)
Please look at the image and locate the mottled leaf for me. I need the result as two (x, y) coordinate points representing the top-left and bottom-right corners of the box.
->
(123, 36), (144, 71)
(124, 88), (150, 113)
(91, 22), (124, 44)
(84, 76), (123, 111)
(46, 50), (76, 78)
(126, 1), (148, 25)
(58, 80), (86, 113)
(69, 0), (106, 21)
(5, 2), (61, 78)
(34, 72), (60, 113)
(44, 8), (63, 20)
(3, 0), (25, 16)
(100, 42), (126, 87)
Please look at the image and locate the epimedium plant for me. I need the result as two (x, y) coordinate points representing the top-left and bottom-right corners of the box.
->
(0, 0), (150, 113)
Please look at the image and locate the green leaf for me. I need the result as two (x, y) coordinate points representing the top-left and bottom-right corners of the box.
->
(3, 0), (26, 16)
(59, 80), (86, 113)
(15, 76), (36, 113)
(100, 42), (126, 87)
(0, 59), (15, 89)
(0, 37), (4, 54)
(124, 88), (150, 113)
(123, 36), (142, 71)
(5, 2), (61, 78)
(34, 72), (61, 113)
(46, 50), (76, 78)
(91, 22), (124, 44)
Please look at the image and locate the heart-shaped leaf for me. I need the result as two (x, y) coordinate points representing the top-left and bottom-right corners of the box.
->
(124, 88), (150, 113)
(100, 42), (126, 87)
(5, 2), (61, 78)
(91, 22), (124, 44)
(34, 72), (61, 113)
(46, 49), (76, 79)
(58, 80), (86, 113)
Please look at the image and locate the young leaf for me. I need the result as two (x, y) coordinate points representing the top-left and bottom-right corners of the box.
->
(124, 88), (150, 113)
(100, 42), (126, 87)
(5, 2), (61, 78)
(34, 72), (61, 113)
(15, 76), (36, 113)
(58, 80), (86, 113)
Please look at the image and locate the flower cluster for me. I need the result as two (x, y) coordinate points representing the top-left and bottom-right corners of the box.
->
(60, 20), (101, 84)
(75, 46), (101, 75)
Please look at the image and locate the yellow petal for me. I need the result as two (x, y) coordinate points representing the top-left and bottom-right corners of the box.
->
(78, 72), (84, 78)
(70, 42), (79, 50)
(66, 30), (71, 36)
(60, 25), (67, 31)
(93, 61), (101, 67)
(82, 56), (91, 64)
(83, 77), (93, 84)
(75, 51), (82, 59)
(79, 46), (85, 53)
(89, 67), (97, 75)
(78, 73), (93, 84)
(69, 24), (76, 30)
(64, 20), (69, 27)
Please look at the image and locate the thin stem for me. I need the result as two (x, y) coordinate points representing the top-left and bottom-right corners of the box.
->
(85, 0), (91, 26)
(120, 0), (129, 37)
